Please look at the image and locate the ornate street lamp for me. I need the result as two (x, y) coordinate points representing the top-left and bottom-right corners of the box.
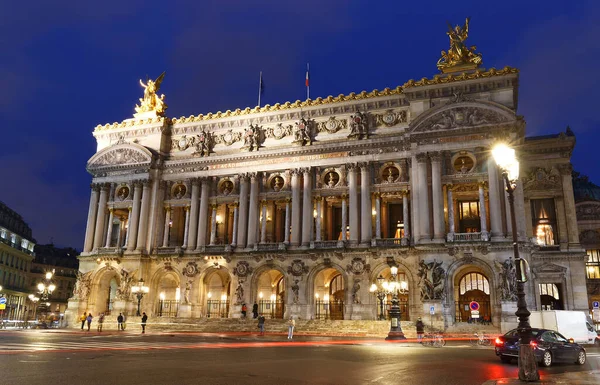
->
(28, 294), (40, 323)
(370, 275), (388, 320)
(36, 270), (56, 320)
(131, 279), (149, 316)
(493, 143), (539, 382)
(370, 266), (407, 340)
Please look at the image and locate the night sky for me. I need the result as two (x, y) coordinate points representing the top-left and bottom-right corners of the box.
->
(2, 1), (599, 249)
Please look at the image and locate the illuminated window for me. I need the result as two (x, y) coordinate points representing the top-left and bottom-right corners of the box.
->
(459, 272), (490, 295)
(458, 200), (481, 233)
(539, 283), (560, 299)
(586, 250), (600, 279)
(531, 199), (557, 246)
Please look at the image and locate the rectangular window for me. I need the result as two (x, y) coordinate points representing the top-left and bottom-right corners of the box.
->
(586, 250), (600, 279)
(531, 199), (558, 246)
(458, 200), (481, 233)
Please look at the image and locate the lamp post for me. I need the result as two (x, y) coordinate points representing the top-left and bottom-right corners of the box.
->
(28, 294), (39, 324)
(493, 143), (539, 382)
(370, 275), (388, 320)
(36, 271), (56, 322)
(131, 279), (149, 316)
(370, 266), (407, 340)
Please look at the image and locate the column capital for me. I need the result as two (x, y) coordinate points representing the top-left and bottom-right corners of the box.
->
(314, 196), (323, 203)
(285, 197), (292, 204)
(184, 205), (190, 212)
(372, 192), (380, 199)
(346, 163), (358, 172)
(210, 203), (218, 210)
(238, 173), (249, 181)
(108, 207), (114, 213)
(301, 167), (312, 175)
(416, 153), (429, 163)
(230, 201), (239, 208)
(261, 199), (268, 206)
(190, 178), (201, 186)
(478, 181), (488, 189)
(400, 189), (409, 197)
(558, 163), (573, 175)
(128, 206), (133, 213)
(341, 194), (348, 200)
(358, 161), (370, 170)
(429, 151), (442, 162)
(446, 183), (454, 191)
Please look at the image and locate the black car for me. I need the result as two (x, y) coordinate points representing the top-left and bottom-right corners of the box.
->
(495, 328), (586, 367)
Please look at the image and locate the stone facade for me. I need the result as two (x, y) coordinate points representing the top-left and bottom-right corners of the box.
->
(70, 66), (588, 333)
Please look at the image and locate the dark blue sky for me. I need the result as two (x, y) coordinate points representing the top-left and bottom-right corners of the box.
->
(1, 1), (599, 248)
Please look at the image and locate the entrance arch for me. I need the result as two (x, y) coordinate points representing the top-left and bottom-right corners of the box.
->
(313, 267), (345, 320)
(152, 271), (180, 317)
(455, 271), (491, 323)
(252, 268), (285, 319)
(201, 268), (231, 318)
(89, 267), (120, 316)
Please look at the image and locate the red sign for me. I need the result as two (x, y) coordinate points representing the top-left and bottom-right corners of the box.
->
(469, 301), (480, 311)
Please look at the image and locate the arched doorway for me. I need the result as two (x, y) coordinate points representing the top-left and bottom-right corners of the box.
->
(90, 269), (119, 316)
(455, 271), (491, 323)
(314, 268), (345, 320)
(203, 269), (231, 318)
(155, 272), (180, 317)
(254, 269), (285, 319)
(539, 283), (562, 310)
(370, 267), (410, 321)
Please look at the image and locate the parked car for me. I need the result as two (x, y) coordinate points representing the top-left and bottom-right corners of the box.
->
(495, 328), (586, 367)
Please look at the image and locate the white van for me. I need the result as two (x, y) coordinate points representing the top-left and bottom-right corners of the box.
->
(530, 310), (599, 345)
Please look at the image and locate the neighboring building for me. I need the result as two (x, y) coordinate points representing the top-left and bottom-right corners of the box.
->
(70, 23), (588, 332)
(30, 244), (79, 316)
(0, 201), (35, 320)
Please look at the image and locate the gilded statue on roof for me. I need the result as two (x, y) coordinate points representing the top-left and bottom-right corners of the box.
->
(437, 17), (482, 73)
(135, 72), (167, 117)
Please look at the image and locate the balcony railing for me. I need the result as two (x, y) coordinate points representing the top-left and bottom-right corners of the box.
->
(447, 232), (490, 242)
(255, 243), (281, 252)
(310, 240), (342, 249)
(98, 247), (123, 255)
(372, 238), (407, 247)
(156, 247), (179, 255)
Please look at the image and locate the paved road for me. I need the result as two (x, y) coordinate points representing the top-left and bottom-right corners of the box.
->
(1, 330), (599, 385)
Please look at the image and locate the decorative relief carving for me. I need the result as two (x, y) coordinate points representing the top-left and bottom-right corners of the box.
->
(265, 123), (292, 140)
(317, 116), (346, 134)
(233, 261), (253, 278)
(577, 204), (600, 221)
(288, 259), (309, 277)
(116, 184), (130, 201)
(346, 257), (369, 275)
(417, 260), (446, 300)
(293, 118), (312, 146)
(522, 167), (561, 191)
(172, 135), (195, 151)
(580, 229), (600, 244)
(348, 111), (369, 139)
(215, 129), (242, 146)
(94, 148), (149, 166)
(183, 261), (199, 277)
(193, 129), (212, 157)
(414, 107), (509, 133)
(243, 124), (262, 151)
(494, 259), (517, 301)
(375, 110), (408, 127)
(172, 183), (187, 199)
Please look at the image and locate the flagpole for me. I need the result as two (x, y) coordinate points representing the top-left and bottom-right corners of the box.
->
(258, 71), (262, 107)
(306, 63), (310, 100)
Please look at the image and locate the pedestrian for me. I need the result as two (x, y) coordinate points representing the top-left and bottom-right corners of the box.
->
(257, 314), (265, 336)
(241, 303), (247, 318)
(86, 313), (93, 331)
(252, 303), (259, 319)
(80, 312), (87, 330)
(117, 313), (124, 331)
(287, 316), (295, 340)
(97, 313), (105, 332)
(416, 317), (425, 343)
(141, 312), (148, 334)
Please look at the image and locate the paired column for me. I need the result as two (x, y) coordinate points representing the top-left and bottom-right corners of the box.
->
(197, 180), (210, 249)
(416, 153), (430, 241)
(315, 197), (322, 242)
(290, 171), (301, 246)
(209, 204), (218, 245)
(410, 156), (420, 243)
(431, 152), (445, 241)
(247, 174), (259, 247)
(487, 157), (503, 238)
(478, 182), (489, 240)
(559, 164), (579, 245)
(374, 193), (381, 239)
(93, 184), (109, 250)
(447, 185), (455, 235)
(231, 203), (239, 247)
(260, 201), (268, 243)
(127, 182), (143, 251)
(341, 194), (348, 241)
(187, 179), (201, 249)
(236, 175), (249, 248)
(83, 184), (100, 252)
(135, 181), (151, 251)
(284, 198), (291, 244)
(348, 165), (359, 243)
(402, 191), (410, 242)
(162, 207), (171, 247)
(105, 208), (115, 247)
(301, 169), (312, 246)
(182, 206), (191, 248)
(124, 207), (132, 247)
(360, 163), (372, 244)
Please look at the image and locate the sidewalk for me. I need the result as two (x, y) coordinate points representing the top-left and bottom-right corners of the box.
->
(482, 370), (600, 384)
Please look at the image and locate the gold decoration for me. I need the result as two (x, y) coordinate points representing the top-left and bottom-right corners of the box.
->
(135, 72), (167, 117)
(437, 18), (482, 73)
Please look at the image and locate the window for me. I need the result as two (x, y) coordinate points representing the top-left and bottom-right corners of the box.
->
(458, 200), (481, 233)
(459, 272), (490, 295)
(531, 199), (558, 246)
(586, 250), (600, 279)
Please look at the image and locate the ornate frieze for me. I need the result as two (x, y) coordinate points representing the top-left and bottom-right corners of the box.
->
(346, 257), (369, 275)
(577, 203), (600, 221)
(92, 148), (149, 166)
(214, 129), (242, 146)
(265, 123), (292, 140)
(317, 116), (347, 134)
(183, 261), (199, 277)
(521, 167), (561, 191)
(375, 109), (408, 127)
(233, 261), (253, 278)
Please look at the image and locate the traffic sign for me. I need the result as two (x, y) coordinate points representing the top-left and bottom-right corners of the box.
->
(593, 301), (599, 309)
(430, 305), (435, 315)
(469, 301), (479, 311)
(0, 297), (6, 305)
(471, 310), (480, 319)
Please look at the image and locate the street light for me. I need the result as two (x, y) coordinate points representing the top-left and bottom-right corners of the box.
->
(370, 266), (407, 340)
(131, 279), (149, 316)
(28, 294), (39, 323)
(493, 143), (539, 382)
(36, 270), (56, 321)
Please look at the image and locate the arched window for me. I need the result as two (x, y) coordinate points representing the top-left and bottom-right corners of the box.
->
(459, 272), (490, 295)
(539, 283), (560, 299)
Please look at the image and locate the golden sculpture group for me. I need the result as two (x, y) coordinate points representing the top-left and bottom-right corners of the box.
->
(135, 72), (167, 117)
(437, 17), (482, 73)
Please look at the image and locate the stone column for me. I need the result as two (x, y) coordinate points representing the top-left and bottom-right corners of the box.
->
(124, 207), (132, 247)
(284, 198), (291, 244)
(291, 170), (301, 246)
(236, 175), (249, 248)
(261, 200), (267, 243)
(402, 191), (410, 242)
(136, 181), (151, 251)
(247, 173), (259, 247)
(410, 156), (420, 243)
(447, 185), (455, 236)
(127, 182), (143, 251)
(315, 197), (322, 242)
(197, 180), (210, 248)
(231, 202), (239, 247)
(187, 179), (201, 249)
(374, 192), (381, 239)
(209, 204), (218, 245)
(83, 184), (100, 252)
(348, 165), (359, 243)
(105, 208), (114, 247)
(478, 182), (489, 240)
(93, 184), (109, 250)
(182, 206), (191, 248)
(360, 163), (372, 244)
(416, 153), (430, 241)
(559, 164), (580, 245)
(487, 157), (503, 238)
(301, 168), (312, 246)
(431, 152), (445, 241)
(341, 194), (348, 241)
(117, 216), (124, 248)
(162, 206), (171, 247)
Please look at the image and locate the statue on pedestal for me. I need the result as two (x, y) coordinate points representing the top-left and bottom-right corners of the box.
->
(135, 72), (167, 117)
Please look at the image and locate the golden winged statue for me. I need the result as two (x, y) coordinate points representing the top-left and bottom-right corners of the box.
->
(437, 17), (482, 73)
(135, 72), (167, 117)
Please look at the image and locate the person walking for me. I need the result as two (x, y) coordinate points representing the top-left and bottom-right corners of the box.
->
(287, 316), (295, 340)
(416, 317), (425, 343)
(241, 303), (247, 318)
(257, 314), (265, 336)
(86, 313), (93, 332)
(141, 312), (148, 334)
(97, 313), (105, 332)
(252, 303), (259, 319)
(80, 312), (87, 330)
(117, 313), (124, 331)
